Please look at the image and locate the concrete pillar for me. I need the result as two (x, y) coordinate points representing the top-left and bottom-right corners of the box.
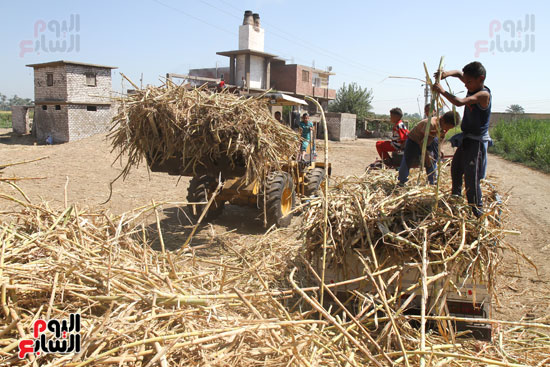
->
(265, 59), (271, 89)
(229, 56), (235, 85)
(245, 54), (251, 90)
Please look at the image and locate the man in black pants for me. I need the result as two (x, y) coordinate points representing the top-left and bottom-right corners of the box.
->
(433, 62), (492, 217)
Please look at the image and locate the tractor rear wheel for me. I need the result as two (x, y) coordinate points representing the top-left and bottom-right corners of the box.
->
(265, 172), (295, 227)
(304, 167), (326, 197)
(186, 175), (224, 221)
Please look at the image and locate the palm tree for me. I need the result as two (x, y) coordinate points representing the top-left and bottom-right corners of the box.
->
(505, 104), (525, 114)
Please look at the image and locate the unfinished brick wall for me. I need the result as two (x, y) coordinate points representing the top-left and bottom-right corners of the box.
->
(11, 106), (33, 134)
(66, 65), (113, 104)
(68, 105), (113, 141)
(321, 112), (356, 141)
(33, 65), (68, 102)
(34, 105), (69, 143)
(270, 64), (297, 92)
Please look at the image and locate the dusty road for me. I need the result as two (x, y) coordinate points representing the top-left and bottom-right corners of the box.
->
(1, 129), (548, 321)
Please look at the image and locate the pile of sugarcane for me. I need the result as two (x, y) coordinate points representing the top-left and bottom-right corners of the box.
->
(110, 82), (300, 182)
(1, 186), (549, 366)
(0, 193), (312, 366)
(303, 169), (508, 295)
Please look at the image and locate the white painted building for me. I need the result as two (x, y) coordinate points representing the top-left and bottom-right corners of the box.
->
(217, 11), (276, 90)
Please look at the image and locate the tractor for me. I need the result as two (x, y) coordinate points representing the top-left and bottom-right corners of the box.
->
(147, 92), (330, 227)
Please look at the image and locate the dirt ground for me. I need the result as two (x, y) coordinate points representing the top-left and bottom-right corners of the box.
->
(1, 128), (549, 322)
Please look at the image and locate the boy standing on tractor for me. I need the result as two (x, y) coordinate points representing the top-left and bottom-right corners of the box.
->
(375, 107), (409, 163)
(433, 61), (491, 217)
(398, 111), (460, 185)
(299, 113), (314, 161)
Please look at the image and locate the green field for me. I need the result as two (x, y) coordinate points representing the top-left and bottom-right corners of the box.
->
(490, 118), (550, 173)
(0, 111), (11, 128)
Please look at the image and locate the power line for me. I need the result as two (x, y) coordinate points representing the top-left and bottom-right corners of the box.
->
(210, 0), (392, 78)
(150, 0), (426, 103)
(151, 0), (237, 37)
(151, 0), (390, 86)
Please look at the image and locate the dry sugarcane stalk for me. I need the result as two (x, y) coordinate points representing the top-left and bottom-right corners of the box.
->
(418, 57), (444, 186)
(0, 156), (49, 170)
(304, 96), (330, 309)
(288, 268), (383, 367)
(1, 169), (548, 366)
(420, 228), (428, 367)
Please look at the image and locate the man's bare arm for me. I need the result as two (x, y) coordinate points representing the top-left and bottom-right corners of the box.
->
(435, 70), (465, 83)
(433, 83), (490, 108)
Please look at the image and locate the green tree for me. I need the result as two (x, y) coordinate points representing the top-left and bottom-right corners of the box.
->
(0, 93), (33, 111)
(404, 112), (421, 120)
(505, 104), (525, 114)
(329, 82), (373, 120)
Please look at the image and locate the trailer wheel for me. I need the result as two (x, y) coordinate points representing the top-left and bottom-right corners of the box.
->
(186, 175), (224, 221)
(265, 172), (295, 227)
(304, 167), (326, 197)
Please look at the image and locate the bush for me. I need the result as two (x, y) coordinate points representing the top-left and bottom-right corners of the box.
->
(490, 118), (550, 172)
(0, 111), (11, 128)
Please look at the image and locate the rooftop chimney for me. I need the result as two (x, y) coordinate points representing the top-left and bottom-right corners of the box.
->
(252, 13), (260, 28)
(243, 10), (253, 25)
(238, 10), (264, 51)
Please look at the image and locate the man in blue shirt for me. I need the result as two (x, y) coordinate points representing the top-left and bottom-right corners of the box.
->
(433, 61), (491, 217)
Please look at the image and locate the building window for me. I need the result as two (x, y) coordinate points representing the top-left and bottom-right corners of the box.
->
(55, 105), (61, 110)
(42, 105), (47, 110)
(86, 73), (97, 87)
(302, 70), (310, 82)
(46, 73), (53, 86)
(87, 106), (97, 111)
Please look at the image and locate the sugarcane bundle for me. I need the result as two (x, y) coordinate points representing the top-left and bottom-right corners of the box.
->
(302, 169), (508, 294)
(110, 83), (300, 182)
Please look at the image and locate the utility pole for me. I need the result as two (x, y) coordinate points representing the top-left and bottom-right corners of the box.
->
(423, 83), (431, 116)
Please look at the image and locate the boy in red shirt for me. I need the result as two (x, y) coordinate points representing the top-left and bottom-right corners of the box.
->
(376, 107), (409, 162)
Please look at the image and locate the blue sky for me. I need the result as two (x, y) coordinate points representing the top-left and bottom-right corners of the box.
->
(1, 0), (548, 114)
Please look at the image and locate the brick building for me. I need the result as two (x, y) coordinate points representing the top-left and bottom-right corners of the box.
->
(269, 62), (335, 113)
(191, 11), (336, 113)
(26, 60), (117, 143)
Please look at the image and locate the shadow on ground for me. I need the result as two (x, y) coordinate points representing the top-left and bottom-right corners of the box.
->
(0, 132), (38, 146)
(145, 204), (268, 251)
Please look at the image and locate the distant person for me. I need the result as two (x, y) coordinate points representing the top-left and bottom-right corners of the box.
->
(240, 76), (247, 90)
(274, 111), (282, 123)
(424, 103), (431, 118)
(375, 107), (409, 162)
(291, 110), (300, 130)
(398, 111), (460, 185)
(299, 113), (314, 161)
(433, 61), (492, 217)
(218, 78), (225, 89)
